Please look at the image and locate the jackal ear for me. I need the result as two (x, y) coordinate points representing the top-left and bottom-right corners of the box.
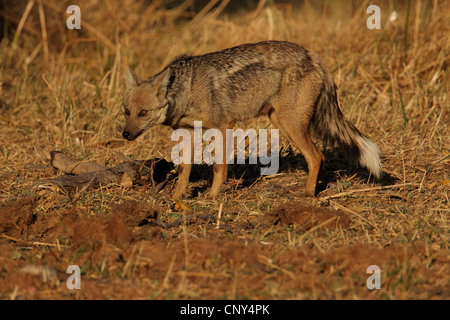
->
(126, 66), (142, 89)
(155, 68), (173, 98)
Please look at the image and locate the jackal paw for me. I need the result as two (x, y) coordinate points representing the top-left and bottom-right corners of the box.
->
(172, 190), (186, 200)
(207, 189), (220, 200)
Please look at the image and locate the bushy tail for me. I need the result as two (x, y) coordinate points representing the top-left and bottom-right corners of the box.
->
(310, 75), (382, 179)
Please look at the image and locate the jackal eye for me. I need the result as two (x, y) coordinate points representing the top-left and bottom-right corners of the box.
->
(124, 107), (130, 116)
(138, 110), (148, 117)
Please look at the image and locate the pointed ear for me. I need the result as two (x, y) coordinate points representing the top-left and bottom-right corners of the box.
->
(126, 66), (142, 89)
(155, 68), (173, 98)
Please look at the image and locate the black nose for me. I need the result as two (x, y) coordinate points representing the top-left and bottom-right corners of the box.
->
(122, 131), (130, 140)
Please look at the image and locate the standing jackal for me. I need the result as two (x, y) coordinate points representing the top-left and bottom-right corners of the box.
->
(122, 41), (382, 199)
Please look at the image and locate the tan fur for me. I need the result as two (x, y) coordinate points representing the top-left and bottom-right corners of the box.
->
(121, 41), (382, 199)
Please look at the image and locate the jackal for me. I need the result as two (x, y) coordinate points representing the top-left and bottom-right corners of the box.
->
(121, 41), (382, 199)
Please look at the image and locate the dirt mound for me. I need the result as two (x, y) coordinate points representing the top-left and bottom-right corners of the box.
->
(110, 199), (159, 227)
(71, 214), (131, 249)
(266, 201), (351, 231)
(0, 197), (36, 238)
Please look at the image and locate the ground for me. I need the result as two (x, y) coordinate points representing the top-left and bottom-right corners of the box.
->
(0, 0), (448, 300)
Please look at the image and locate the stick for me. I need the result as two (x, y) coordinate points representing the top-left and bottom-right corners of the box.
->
(319, 183), (416, 201)
(1, 234), (65, 247)
(216, 203), (223, 229)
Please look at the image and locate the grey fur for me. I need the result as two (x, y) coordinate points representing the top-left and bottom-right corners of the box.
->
(122, 40), (382, 198)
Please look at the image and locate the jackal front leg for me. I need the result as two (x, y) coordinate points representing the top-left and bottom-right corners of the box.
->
(172, 130), (194, 200)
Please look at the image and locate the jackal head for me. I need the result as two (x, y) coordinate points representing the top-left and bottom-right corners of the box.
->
(121, 67), (171, 141)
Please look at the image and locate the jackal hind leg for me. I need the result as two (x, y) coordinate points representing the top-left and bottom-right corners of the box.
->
(271, 110), (324, 196)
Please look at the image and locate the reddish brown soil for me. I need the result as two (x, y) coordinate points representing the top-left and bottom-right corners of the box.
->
(0, 197), (447, 300)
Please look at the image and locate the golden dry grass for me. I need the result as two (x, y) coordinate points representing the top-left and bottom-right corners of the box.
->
(0, 0), (448, 300)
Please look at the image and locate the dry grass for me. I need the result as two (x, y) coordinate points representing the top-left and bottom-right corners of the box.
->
(0, 0), (448, 300)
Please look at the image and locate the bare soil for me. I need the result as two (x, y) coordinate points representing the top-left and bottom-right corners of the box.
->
(0, 192), (447, 300)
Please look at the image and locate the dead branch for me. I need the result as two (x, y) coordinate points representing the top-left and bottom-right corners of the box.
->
(38, 151), (173, 195)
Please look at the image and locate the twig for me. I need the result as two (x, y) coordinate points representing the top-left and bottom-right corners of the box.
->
(330, 200), (378, 229)
(319, 183), (416, 201)
(297, 217), (337, 242)
(216, 203), (223, 229)
(6, 0), (35, 69)
(1, 234), (65, 248)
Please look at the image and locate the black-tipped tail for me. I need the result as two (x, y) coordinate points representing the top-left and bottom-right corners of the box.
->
(310, 76), (382, 178)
